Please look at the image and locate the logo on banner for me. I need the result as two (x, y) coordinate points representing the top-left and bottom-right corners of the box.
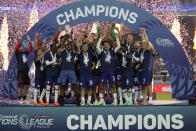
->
(18, 114), (54, 130)
(0, 114), (54, 130)
(156, 38), (174, 47)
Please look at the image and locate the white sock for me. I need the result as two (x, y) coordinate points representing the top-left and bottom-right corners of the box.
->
(149, 96), (153, 102)
(118, 87), (123, 100)
(134, 91), (138, 102)
(122, 89), (128, 102)
(40, 89), (46, 100)
(113, 93), (117, 102)
(99, 93), (104, 102)
(81, 97), (85, 102)
(46, 86), (51, 102)
(34, 88), (38, 101)
(88, 96), (91, 102)
(128, 91), (132, 102)
(71, 91), (75, 96)
(55, 85), (59, 102)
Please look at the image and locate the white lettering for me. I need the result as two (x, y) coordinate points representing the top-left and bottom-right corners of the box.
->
(96, 5), (105, 16)
(109, 6), (119, 18)
(128, 12), (138, 24)
(75, 8), (85, 19)
(125, 115), (137, 130)
(84, 5), (95, 16)
(158, 114), (170, 129)
(171, 114), (184, 129)
(80, 115), (92, 130)
(143, 114), (156, 130)
(93, 115), (107, 130)
(108, 115), (123, 130)
(67, 115), (79, 130)
(64, 10), (75, 22)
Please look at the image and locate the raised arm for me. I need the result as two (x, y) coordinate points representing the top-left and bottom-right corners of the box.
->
(96, 37), (102, 54)
(114, 37), (121, 53)
(27, 35), (33, 54)
(15, 34), (22, 53)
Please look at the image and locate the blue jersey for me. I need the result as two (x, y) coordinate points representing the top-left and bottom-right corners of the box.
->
(92, 54), (101, 76)
(44, 52), (60, 77)
(16, 52), (29, 72)
(115, 53), (121, 69)
(100, 49), (115, 72)
(35, 54), (46, 80)
(148, 51), (155, 71)
(78, 51), (93, 74)
(121, 52), (133, 75)
(60, 49), (75, 71)
(139, 49), (151, 71)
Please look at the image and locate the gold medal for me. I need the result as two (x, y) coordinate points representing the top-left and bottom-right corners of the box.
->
(40, 66), (44, 71)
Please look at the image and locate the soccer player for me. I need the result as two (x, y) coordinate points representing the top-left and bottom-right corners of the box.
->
(34, 33), (48, 105)
(132, 41), (141, 104)
(137, 28), (155, 105)
(59, 41), (78, 106)
(96, 34), (121, 106)
(120, 45), (134, 105)
(44, 44), (60, 106)
(77, 43), (94, 106)
(140, 28), (155, 105)
(34, 48), (46, 105)
(15, 34), (33, 104)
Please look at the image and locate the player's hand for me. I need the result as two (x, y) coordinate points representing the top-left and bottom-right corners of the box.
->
(135, 64), (140, 70)
(140, 27), (145, 32)
(27, 35), (31, 41)
(43, 38), (47, 43)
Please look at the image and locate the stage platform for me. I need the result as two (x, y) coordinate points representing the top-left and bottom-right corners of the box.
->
(0, 97), (189, 106)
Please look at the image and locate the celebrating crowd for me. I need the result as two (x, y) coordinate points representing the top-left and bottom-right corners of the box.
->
(15, 22), (155, 106)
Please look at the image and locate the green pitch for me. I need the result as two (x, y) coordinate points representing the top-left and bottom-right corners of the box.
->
(156, 93), (176, 100)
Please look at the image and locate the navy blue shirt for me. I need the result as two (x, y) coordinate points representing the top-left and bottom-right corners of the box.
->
(35, 55), (46, 80)
(139, 49), (151, 71)
(16, 52), (29, 72)
(121, 52), (133, 75)
(115, 53), (121, 69)
(100, 48), (115, 72)
(148, 51), (155, 71)
(92, 54), (101, 76)
(78, 51), (93, 74)
(44, 52), (60, 77)
(60, 49), (75, 71)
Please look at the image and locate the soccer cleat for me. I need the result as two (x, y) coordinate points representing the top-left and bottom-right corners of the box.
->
(45, 101), (49, 106)
(39, 99), (45, 105)
(54, 101), (60, 106)
(93, 100), (99, 105)
(23, 100), (30, 105)
(123, 101), (133, 106)
(18, 99), (24, 104)
(96, 101), (105, 106)
(34, 100), (38, 105)
(87, 101), (93, 106)
(112, 101), (118, 106)
(80, 101), (85, 106)
(126, 101), (133, 105)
